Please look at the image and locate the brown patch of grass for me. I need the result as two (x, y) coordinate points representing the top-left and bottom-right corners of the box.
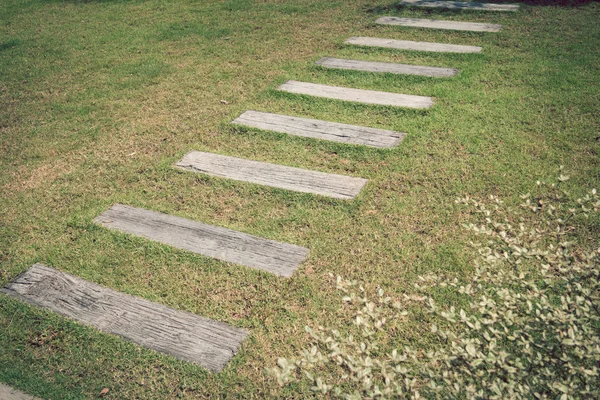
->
(5, 161), (72, 193)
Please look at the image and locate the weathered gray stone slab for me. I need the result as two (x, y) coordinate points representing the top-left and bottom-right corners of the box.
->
(376, 16), (502, 32)
(345, 37), (482, 53)
(278, 80), (433, 109)
(316, 57), (458, 77)
(400, 0), (519, 11)
(1, 263), (249, 372)
(232, 110), (405, 148)
(96, 204), (309, 277)
(0, 384), (40, 400)
(176, 151), (366, 199)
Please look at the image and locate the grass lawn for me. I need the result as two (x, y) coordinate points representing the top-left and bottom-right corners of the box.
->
(1, 0), (598, 398)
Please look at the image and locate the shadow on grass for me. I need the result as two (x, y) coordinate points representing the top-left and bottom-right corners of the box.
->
(156, 22), (231, 42)
(0, 39), (20, 52)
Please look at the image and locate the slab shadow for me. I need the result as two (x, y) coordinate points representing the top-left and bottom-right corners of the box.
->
(366, 0), (595, 14)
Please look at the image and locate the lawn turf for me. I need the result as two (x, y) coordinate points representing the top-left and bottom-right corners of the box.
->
(1, 0), (599, 398)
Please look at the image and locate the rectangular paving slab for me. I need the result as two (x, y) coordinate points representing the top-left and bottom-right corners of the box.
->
(345, 36), (482, 53)
(1, 263), (249, 372)
(316, 57), (458, 77)
(232, 110), (405, 148)
(0, 384), (40, 400)
(400, 0), (519, 11)
(96, 204), (309, 277)
(375, 16), (502, 32)
(278, 80), (433, 108)
(176, 151), (367, 199)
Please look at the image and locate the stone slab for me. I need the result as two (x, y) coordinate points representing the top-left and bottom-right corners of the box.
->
(96, 204), (309, 277)
(232, 110), (405, 148)
(176, 151), (367, 200)
(376, 16), (502, 32)
(400, 0), (519, 11)
(316, 57), (458, 77)
(278, 80), (433, 108)
(0, 384), (41, 400)
(1, 264), (249, 371)
(345, 36), (482, 53)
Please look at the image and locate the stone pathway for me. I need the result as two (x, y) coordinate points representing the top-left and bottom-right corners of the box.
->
(1, 264), (248, 371)
(2, 0), (517, 388)
(376, 16), (502, 32)
(278, 80), (434, 108)
(316, 57), (459, 77)
(0, 383), (40, 400)
(345, 36), (482, 53)
(96, 204), (310, 277)
(175, 151), (367, 200)
(233, 111), (405, 148)
(400, 0), (519, 11)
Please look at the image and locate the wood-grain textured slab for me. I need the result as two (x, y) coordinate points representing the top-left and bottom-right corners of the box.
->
(316, 57), (458, 77)
(1, 264), (248, 372)
(0, 384), (41, 400)
(345, 37), (482, 53)
(376, 16), (502, 32)
(232, 111), (405, 148)
(400, 0), (519, 11)
(278, 80), (433, 109)
(176, 151), (367, 199)
(96, 204), (309, 277)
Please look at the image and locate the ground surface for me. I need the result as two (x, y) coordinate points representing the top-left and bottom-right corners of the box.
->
(0, 0), (599, 398)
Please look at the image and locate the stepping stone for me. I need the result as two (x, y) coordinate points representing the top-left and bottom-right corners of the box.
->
(316, 57), (458, 77)
(376, 16), (502, 32)
(400, 0), (519, 11)
(345, 36), (482, 54)
(1, 263), (248, 372)
(232, 110), (405, 149)
(176, 151), (367, 200)
(0, 383), (40, 400)
(96, 204), (309, 277)
(278, 80), (433, 109)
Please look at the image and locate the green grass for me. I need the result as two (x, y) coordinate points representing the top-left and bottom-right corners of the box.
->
(1, 0), (599, 398)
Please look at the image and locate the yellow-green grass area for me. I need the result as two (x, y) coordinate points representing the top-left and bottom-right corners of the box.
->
(1, 0), (598, 397)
